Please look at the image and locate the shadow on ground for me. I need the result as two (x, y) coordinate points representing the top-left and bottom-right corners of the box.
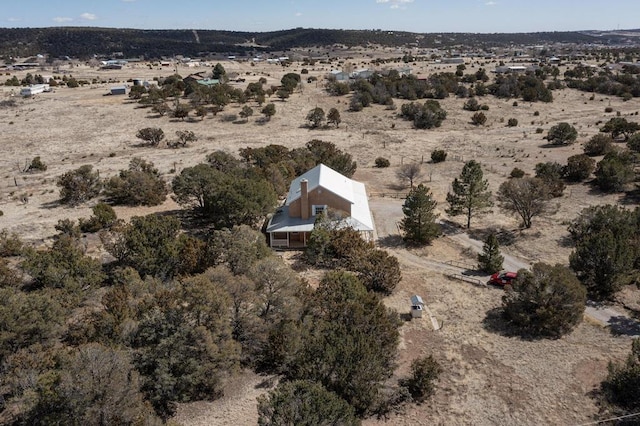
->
(608, 315), (640, 337)
(377, 234), (403, 247)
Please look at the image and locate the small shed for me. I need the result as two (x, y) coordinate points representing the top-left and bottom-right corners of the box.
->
(410, 295), (425, 319)
(110, 86), (127, 95)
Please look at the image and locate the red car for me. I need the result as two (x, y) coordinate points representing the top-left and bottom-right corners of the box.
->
(489, 271), (517, 287)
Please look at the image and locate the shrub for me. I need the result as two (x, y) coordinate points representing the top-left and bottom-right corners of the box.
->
(431, 149), (447, 163)
(533, 111), (540, 116)
(135, 128), (165, 147)
(471, 112), (487, 126)
(507, 118), (518, 127)
(26, 156), (47, 172)
(79, 203), (118, 233)
(583, 134), (613, 156)
(0, 229), (23, 257)
(605, 107), (614, 113)
(463, 98), (480, 111)
(594, 151), (635, 192)
(510, 168), (525, 178)
(546, 122), (578, 145)
(374, 157), (390, 168)
(602, 339), (640, 412)
(400, 355), (441, 403)
(536, 127), (544, 134)
(103, 158), (167, 206)
(565, 154), (596, 182)
(57, 165), (102, 206)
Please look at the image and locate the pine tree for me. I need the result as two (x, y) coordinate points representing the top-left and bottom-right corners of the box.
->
(400, 184), (440, 245)
(477, 233), (504, 273)
(446, 160), (492, 229)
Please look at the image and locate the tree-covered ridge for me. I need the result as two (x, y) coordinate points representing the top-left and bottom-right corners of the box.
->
(0, 26), (633, 59)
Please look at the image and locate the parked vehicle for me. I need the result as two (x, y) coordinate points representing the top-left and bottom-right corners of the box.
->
(489, 271), (517, 287)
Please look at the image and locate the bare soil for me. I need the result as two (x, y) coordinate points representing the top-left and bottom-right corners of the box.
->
(1, 56), (638, 425)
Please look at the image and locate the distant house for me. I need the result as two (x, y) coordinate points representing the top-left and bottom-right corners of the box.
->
(196, 78), (220, 87)
(330, 70), (350, 81)
(352, 68), (373, 79)
(441, 57), (465, 64)
(396, 66), (412, 76)
(20, 84), (50, 96)
(266, 164), (374, 249)
(110, 86), (127, 95)
(493, 65), (529, 74)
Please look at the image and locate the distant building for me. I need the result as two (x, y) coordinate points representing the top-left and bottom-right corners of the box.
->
(20, 84), (50, 96)
(110, 86), (127, 95)
(441, 57), (465, 64)
(196, 79), (220, 87)
(330, 70), (350, 81)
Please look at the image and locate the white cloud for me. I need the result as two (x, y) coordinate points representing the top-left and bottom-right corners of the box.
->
(122, 0), (136, 2)
(53, 17), (73, 23)
(7, 17), (20, 22)
(376, 0), (414, 9)
(295, 12), (302, 17)
(80, 12), (97, 21)
(485, 1), (497, 5)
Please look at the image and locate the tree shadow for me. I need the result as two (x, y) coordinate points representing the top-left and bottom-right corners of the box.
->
(439, 219), (463, 236)
(39, 200), (62, 209)
(608, 315), (640, 337)
(468, 226), (517, 246)
(399, 312), (413, 322)
(482, 307), (543, 340)
(377, 234), (403, 248)
(386, 183), (408, 192)
(620, 187), (640, 205)
(557, 234), (575, 248)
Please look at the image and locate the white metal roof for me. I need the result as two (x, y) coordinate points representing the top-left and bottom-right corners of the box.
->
(270, 164), (374, 233)
(287, 164), (355, 205)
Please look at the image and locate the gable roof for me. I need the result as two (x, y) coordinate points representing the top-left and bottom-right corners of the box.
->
(278, 164), (374, 232)
(286, 164), (355, 205)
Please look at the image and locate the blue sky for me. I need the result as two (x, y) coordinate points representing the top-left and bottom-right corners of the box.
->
(1, 0), (639, 33)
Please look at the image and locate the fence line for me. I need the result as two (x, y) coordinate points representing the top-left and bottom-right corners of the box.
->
(445, 272), (485, 287)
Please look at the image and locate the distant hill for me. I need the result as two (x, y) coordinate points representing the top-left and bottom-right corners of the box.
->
(0, 27), (638, 59)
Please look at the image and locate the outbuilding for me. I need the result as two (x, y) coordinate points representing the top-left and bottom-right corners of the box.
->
(110, 86), (127, 95)
(410, 295), (425, 319)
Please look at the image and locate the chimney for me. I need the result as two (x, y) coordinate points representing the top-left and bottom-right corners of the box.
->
(300, 179), (309, 220)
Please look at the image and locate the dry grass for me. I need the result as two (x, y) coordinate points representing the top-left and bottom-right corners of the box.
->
(1, 55), (638, 425)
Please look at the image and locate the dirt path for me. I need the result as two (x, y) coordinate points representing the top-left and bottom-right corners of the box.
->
(369, 196), (640, 334)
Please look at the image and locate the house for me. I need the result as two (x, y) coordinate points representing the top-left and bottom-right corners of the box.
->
(266, 164), (374, 248)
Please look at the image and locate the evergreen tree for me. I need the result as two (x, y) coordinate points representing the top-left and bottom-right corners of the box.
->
(400, 184), (440, 245)
(477, 233), (504, 273)
(257, 380), (359, 426)
(327, 107), (341, 127)
(602, 339), (640, 412)
(446, 160), (492, 229)
(502, 263), (586, 339)
(289, 271), (400, 415)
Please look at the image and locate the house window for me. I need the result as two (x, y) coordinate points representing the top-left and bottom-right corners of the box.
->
(313, 205), (327, 216)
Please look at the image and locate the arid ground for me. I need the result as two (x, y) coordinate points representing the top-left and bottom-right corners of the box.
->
(0, 55), (638, 425)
